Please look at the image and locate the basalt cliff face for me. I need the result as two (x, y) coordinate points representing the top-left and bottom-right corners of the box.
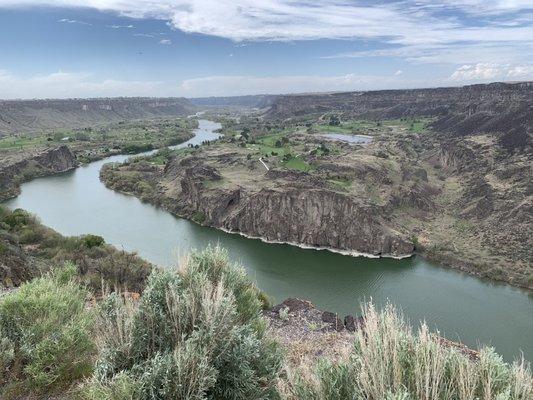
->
(102, 153), (414, 258)
(100, 81), (532, 288)
(0, 145), (78, 201)
(168, 160), (413, 257)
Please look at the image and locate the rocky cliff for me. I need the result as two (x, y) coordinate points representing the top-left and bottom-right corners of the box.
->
(0, 145), (78, 200)
(102, 146), (415, 259)
(100, 112), (532, 288)
(0, 97), (196, 135)
(265, 82), (532, 151)
(165, 159), (413, 257)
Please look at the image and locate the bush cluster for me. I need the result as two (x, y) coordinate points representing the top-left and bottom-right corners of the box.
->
(0, 206), (152, 292)
(82, 245), (282, 400)
(0, 239), (531, 399)
(0, 264), (94, 397)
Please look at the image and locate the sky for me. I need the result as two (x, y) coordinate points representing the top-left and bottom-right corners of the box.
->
(0, 1), (531, 99)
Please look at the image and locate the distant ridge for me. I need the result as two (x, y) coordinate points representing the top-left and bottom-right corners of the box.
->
(0, 97), (196, 136)
(264, 81), (532, 151)
(189, 94), (277, 108)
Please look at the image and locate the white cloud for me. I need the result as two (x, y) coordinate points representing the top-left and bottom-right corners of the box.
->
(1, 1), (530, 43)
(108, 24), (134, 29)
(159, 39), (172, 45)
(1, 66), (530, 99)
(507, 65), (533, 78)
(58, 18), (91, 25)
(394, 70), (403, 76)
(0, 70), (171, 99)
(133, 33), (155, 38)
(449, 63), (533, 81)
(0, 69), (423, 99)
(0, 1), (529, 72)
(450, 63), (500, 80)
(176, 73), (416, 97)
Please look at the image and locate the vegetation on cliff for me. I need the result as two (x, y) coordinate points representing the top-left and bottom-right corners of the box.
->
(1, 246), (531, 399)
(0, 206), (152, 292)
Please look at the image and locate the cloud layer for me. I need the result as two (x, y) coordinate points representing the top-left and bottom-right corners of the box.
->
(3, 1), (531, 68)
(0, 1), (531, 97)
(3, 65), (530, 99)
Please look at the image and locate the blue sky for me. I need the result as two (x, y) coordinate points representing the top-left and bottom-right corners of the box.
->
(0, 1), (531, 98)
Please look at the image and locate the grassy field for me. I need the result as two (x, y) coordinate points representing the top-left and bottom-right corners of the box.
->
(313, 117), (432, 136)
(0, 117), (196, 155)
(282, 156), (314, 172)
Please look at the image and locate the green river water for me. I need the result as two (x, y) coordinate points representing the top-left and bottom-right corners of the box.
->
(4, 120), (532, 361)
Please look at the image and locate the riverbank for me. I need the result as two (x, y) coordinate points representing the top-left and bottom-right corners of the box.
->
(0, 145), (78, 202)
(0, 117), (197, 201)
(99, 119), (532, 290)
(0, 206), (153, 291)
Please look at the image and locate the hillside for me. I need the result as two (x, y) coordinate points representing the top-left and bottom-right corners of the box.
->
(265, 82), (532, 152)
(0, 97), (196, 136)
(101, 86), (533, 289)
(190, 94), (277, 108)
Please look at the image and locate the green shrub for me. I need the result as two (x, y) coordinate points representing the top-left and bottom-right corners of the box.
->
(83, 246), (282, 400)
(2, 208), (31, 229)
(18, 227), (43, 244)
(0, 264), (94, 395)
(192, 210), (206, 224)
(83, 234), (105, 249)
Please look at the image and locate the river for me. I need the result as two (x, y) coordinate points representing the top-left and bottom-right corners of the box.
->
(4, 120), (532, 361)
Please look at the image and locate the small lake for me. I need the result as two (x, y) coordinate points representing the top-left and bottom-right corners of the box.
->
(4, 120), (532, 362)
(319, 133), (373, 144)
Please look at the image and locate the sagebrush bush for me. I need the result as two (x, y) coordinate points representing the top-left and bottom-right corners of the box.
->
(0, 263), (94, 396)
(82, 245), (282, 400)
(284, 303), (533, 400)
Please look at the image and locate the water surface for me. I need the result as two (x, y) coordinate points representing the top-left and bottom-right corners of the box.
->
(4, 120), (532, 361)
(319, 133), (372, 144)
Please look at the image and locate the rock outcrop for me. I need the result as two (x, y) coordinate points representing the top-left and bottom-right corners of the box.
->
(0, 145), (78, 200)
(155, 156), (414, 258)
(265, 82), (532, 152)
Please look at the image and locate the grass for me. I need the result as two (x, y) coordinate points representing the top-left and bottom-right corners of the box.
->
(282, 156), (314, 172)
(0, 264), (94, 397)
(284, 303), (532, 400)
(0, 206), (152, 292)
(327, 177), (353, 190)
(316, 120), (377, 134)
(0, 117), (195, 154)
(0, 135), (71, 150)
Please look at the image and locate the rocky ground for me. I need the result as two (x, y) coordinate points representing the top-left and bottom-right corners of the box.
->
(265, 298), (479, 372)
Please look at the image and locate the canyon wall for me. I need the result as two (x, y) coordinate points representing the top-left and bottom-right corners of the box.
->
(0, 97), (196, 135)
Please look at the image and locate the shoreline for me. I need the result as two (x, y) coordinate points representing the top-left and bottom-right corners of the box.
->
(102, 183), (533, 293)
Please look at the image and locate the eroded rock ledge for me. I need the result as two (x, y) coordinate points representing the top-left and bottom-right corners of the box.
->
(0, 145), (78, 201)
(266, 298), (479, 365)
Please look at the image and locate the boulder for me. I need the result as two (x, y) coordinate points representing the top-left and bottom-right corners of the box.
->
(322, 311), (344, 331)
